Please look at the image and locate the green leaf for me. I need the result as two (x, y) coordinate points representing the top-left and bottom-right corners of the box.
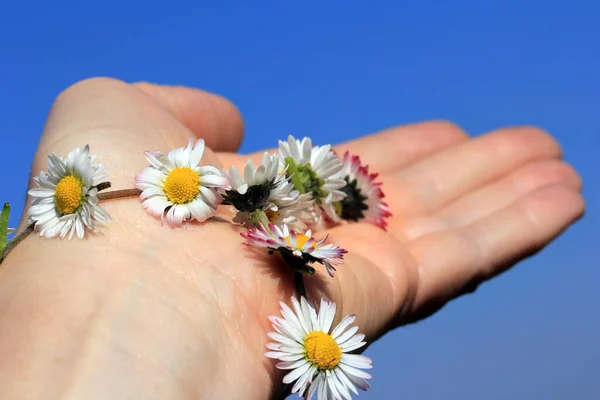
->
(0, 202), (10, 257)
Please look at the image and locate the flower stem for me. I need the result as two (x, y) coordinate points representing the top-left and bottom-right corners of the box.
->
(293, 271), (307, 298)
(95, 181), (112, 192)
(97, 188), (142, 201)
(249, 209), (271, 229)
(0, 184), (140, 264)
(273, 383), (293, 400)
(0, 203), (10, 256)
(1, 222), (35, 264)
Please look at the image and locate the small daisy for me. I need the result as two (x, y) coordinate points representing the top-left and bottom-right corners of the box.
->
(135, 138), (229, 227)
(266, 296), (372, 400)
(241, 223), (346, 277)
(222, 152), (312, 228)
(278, 135), (346, 212)
(27, 145), (110, 239)
(323, 152), (392, 230)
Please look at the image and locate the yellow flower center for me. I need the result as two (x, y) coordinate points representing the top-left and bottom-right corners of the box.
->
(265, 208), (280, 223)
(163, 167), (199, 204)
(55, 175), (84, 215)
(304, 331), (342, 370)
(285, 233), (313, 249)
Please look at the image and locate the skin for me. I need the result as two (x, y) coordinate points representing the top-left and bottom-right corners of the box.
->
(0, 78), (584, 399)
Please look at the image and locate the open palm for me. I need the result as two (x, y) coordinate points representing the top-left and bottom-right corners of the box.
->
(1, 78), (583, 399)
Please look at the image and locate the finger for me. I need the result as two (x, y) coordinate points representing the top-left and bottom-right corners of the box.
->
(215, 152), (248, 173)
(218, 121), (468, 181)
(435, 160), (582, 228)
(400, 160), (582, 240)
(384, 126), (562, 217)
(132, 82), (244, 152)
(302, 223), (420, 339)
(407, 184), (585, 317)
(333, 120), (469, 173)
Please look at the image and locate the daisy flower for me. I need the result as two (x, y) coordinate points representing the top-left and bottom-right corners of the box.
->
(27, 145), (110, 239)
(135, 138), (229, 227)
(222, 152), (312, 228)
(323, 152), (392, 230)
(240, 223), (346, 277)
(278, 135), (346, 215)
(266, 296), (372, 400)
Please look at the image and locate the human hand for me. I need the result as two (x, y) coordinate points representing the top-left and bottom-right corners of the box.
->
(0, 78), (584, 399)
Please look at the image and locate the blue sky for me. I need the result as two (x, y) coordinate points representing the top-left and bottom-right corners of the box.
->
(1, 1), (599, 398)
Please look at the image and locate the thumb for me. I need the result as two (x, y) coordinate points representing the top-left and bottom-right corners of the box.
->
(132, 82), (244, 152)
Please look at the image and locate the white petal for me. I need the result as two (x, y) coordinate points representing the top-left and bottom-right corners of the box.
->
(306, 373), (323, 400)
(165, 206), (182, 227)
(28, 203), (56, 216)
(75, 217), (85, 239)
(339, 363), (372, 380)
(291, 364), (316, 395)
(289, 297), (310, 334)
(198, 165), (221, 175)
(27, 188), (55, 198)
(228, 166), (244, 187)
(282, 361), (311, 384)
(331, 315), (356, 340)
(319, 300), (336, 333)
(254, 164), (266, 184)
(334, 368), (359, 396)
(236, 183), (249, 195)
(201, 174), (229, 187)
(341, 354), (372, 370)
(335, 326), (359, 345)
(274, 317), (305, 343)
(140, 187), (166, 200)
(142, 196), (170, 216)
(143, 151), (165, 169)
(267, 332), (299, 347)
(326, 370), (345, 400)
(92, 205), (111, 223)
(339, 333), (366, 351)
(277, 352), (305, 362)
(331, 370), (353, 400)
(187, 199), (212, 222)
(190, 139), (205, 167)
(277, 358), (309, 370)
(343, 371), (371, 391)
(301, 137), (312, 163)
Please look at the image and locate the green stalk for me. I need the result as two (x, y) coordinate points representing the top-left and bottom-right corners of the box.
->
(249, 209), (271, 228)
(0, 203), (10, 257)
(293, 271), (307, 298)
(285, 157), (306, 194)
(1, 222), (35, 264)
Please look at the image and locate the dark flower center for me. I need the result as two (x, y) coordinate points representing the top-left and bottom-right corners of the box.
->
(336, 177), (368, 221)
(224, 182), (272, 212)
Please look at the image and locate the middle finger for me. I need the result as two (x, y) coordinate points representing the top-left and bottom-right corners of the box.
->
(382, 126), (562, 219)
